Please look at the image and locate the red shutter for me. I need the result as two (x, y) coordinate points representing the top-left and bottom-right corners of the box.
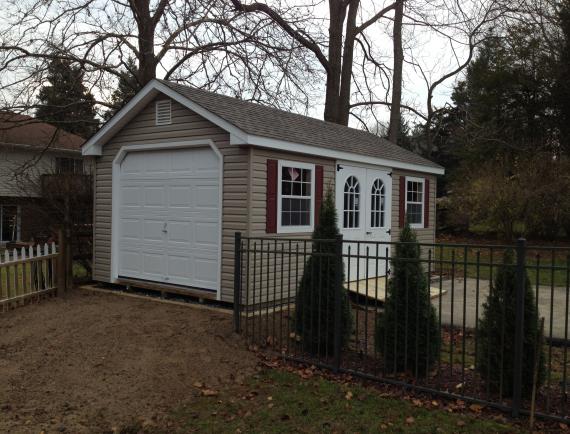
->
(424, 178), (430, 228)
(266, 159), (278, 233)
(399, 176), (406, 228)
(314, 165), (324, 226)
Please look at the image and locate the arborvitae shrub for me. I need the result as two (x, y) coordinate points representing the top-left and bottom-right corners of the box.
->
(477, 250), (544, 398)
(295, 189), (352, 355)
(375, 221), (439, 375)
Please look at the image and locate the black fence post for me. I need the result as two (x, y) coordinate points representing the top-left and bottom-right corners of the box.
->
(333, 234), (344, 372)
(234, 232), (242, 333)
(512, 237), (527, 417)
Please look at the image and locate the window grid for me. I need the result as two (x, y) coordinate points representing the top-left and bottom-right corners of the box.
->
(280, 166), (312, 227)
(56, 157), (84, 174)
(406, 179), (424, 225)
(370, 178), (385, 228)
(343, 176), (360, 229)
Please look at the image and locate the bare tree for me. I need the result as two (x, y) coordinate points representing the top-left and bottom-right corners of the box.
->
(388, 0), (404, 143)
(230, 0), (397, 125)
(0, 0), (317, 117)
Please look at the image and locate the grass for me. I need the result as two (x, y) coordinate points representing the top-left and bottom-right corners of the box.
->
(433, 245), (570, 287)
(146, 369), (519, 434)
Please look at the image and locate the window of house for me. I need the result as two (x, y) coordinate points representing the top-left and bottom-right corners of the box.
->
(56, 157), (84, 174)
(0, 205), (19, 242)
(405, 177), (424, 227)
(370, 178), (385, 228)
(343, 176), (360, 229)
(278, 161), (314, 232)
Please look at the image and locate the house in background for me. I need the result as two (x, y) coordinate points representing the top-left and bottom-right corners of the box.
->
(83, 79), (444, 303)
(0, 112), (86, 245)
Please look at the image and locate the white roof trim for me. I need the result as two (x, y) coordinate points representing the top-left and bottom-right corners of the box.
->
(82, 79), (444, 175)
(231, 133), (445, 175)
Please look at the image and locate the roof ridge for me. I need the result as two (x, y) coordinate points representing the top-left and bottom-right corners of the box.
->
(157, 79), (443, 171)
(160, 80), (391, 141)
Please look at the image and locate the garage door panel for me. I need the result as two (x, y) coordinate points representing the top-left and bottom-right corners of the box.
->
(117, 146), (220, 291)
(169, 186), (193, 208)
(195, 185), (219, 207)
(195, 222), (218, 246)
(144, 186), (167, 207)
(167, 254), (195, 281)
(119, 250), (142, 273)
(143, 220), (165, 241)
(142, 251), (165, 273)
(166, 220), (194, 244)
(121, 218), (142, 239)
(121, 187), (142, 206)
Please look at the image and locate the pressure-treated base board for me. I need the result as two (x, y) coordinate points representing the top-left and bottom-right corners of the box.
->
(116, 277), (218, 301)
(346, 277), (446, 302)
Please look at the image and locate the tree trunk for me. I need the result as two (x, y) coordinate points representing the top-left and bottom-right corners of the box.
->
(132, 0), (158, 86)
(323, 0), (347, 124)
(337, 0), (359, 126)
(388, 0), (404, 143)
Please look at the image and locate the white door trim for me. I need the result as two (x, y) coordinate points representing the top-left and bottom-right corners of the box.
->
(111, 139), (223, 300)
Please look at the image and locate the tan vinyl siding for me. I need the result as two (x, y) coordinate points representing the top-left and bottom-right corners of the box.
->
(242, 148), (336, 305)
(92, 97), (249, 302)
(391, 169), (437, 245)
(248, 147), (336, 237)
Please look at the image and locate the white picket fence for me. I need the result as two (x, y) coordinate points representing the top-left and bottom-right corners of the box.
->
(0, 243), (59, 307)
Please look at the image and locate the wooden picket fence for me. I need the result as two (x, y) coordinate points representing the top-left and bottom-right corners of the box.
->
(0, 243), (59, 309)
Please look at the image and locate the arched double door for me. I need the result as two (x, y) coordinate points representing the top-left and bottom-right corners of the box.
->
(335, 165), (392, 281)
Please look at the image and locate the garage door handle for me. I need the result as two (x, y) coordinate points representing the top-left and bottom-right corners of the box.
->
(162, 222), (168, 233)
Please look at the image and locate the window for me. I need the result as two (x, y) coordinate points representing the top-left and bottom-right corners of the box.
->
(343, 176), (360, 228)
(405, 177), (424, 227)
(278, 161), (314, 232)
(0, 205), (19, 242)
(56, 157), (84, 174)
(370, 178), (385, 228)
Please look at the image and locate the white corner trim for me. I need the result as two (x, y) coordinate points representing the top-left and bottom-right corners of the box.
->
(276, 159), (316, 234)
(110, 139), (224, 300)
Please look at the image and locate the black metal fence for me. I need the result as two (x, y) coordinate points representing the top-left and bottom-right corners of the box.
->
(233, 232), (570, 422)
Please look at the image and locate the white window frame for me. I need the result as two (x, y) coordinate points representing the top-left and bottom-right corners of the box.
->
(277, 160), (315, 234)
(0, 204), (21, 243)
(405, 176), (425, 229)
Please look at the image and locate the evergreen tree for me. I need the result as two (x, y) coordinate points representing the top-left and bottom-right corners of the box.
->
(295, 189), (352, 355)
(104, 57), (141, 120)
(36, 57), (98, 138)
(477, 250), (544, 398)
(375, 221), (439, 375)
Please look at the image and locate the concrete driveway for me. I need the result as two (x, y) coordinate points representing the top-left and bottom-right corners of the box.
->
(432, 278), (569, 340)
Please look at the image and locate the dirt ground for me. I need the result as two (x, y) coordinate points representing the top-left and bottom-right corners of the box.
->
(0, 289), (257, 433)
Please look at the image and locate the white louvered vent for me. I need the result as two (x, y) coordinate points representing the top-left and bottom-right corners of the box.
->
(155, 100), (172, 126)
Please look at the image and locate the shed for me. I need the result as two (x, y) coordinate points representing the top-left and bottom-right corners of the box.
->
(82, 79), (444, 302)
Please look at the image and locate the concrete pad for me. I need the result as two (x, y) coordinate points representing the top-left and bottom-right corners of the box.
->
(347, 276), (446, 302)
(432, 278), (570, 340)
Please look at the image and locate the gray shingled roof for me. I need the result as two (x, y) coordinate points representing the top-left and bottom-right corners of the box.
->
(160, 80), (442, 171)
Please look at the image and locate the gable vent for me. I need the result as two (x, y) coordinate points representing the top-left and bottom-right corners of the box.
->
(155, 100), (172, 126)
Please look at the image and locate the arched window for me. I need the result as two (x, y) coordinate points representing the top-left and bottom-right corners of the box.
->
(370, 179), (385, 228)
(343, 176), (360, 228)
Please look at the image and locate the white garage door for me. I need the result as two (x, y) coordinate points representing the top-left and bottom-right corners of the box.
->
(117, 147), (220, 291)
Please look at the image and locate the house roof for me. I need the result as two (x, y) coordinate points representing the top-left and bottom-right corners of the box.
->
(159, 80), (442, 172)
(82, 79), (443, 175)
(0, 112), (84, 152)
